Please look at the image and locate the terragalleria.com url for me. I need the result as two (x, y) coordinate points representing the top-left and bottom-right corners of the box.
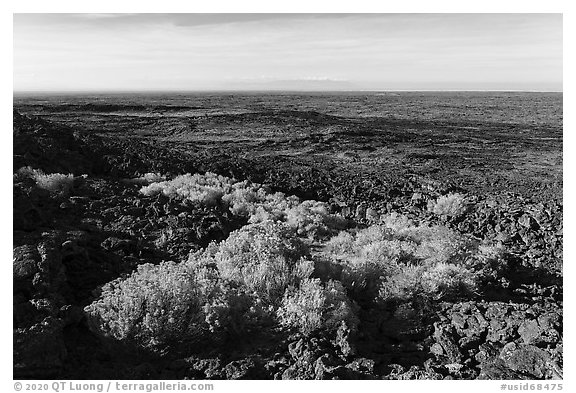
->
(15, 382), (214, 392)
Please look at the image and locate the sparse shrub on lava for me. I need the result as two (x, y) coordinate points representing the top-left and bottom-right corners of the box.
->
(16, 166), (75, 196)
(200, 221), (312, 304)
(324, 213), (502, 303)
(277, 278), (359, 336)
(427, 193), (469, 218)
(141, 172), (346, 239)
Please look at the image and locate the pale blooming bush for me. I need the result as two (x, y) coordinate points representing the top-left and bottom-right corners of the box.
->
(84, 261), (212, 353)
(378, 263), (478, 303)
(85, 221), (317, 353)
(427, 193), (468, 218)
(140, 173), (234, 206)
(277, 278), (359, 336)
(17, 166), (74, 196)
(324, 213), (502, 302)
(200, 221), (312, 304)
(84, 258), (271, 355)
(285, 200), (347, 239)
(141, 172), (346, 239)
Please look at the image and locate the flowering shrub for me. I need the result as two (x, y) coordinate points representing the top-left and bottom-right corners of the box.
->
(223, 185), (296, 219)
(192, 221), (312, 304)
(466, 242), (507, 282)
(84, 260), (269, 355)
(285, 200), (347, 239)
(85, 220), (318, 354)
(427, 193), (468, 218)
(378, 263), (478, 303)
(324, 213), (502, 302)
(140, 172), (235, 206)
(84, 261), (210, 353)
(141, 172), (346, 239)
(277, 278), (359, 336)
(16, 166), (74, 196)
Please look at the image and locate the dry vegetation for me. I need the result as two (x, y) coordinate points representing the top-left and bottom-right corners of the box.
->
(85, 173), (506, 358)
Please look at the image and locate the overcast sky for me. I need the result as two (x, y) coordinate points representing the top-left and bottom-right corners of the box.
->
(13, 13), (562, 92)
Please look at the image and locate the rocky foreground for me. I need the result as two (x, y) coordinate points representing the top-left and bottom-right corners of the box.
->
(13, 110), (562, 380)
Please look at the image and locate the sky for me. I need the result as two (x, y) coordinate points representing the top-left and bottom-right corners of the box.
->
(13, 13), (563, 92)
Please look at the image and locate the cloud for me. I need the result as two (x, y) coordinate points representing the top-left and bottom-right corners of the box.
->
(225, 76), (356, 91)
(235, 75), (348, 82)
(14, 13), (355, 30)
(13, 14), (562, 92)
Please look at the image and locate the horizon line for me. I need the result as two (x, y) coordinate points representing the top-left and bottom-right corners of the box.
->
(13, 89), (564, 95)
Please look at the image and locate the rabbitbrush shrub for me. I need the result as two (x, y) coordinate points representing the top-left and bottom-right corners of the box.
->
(194, 221), (313, 304)
(277, 278), (359, 336)
(85, 221), (315, 355)
(16, 166), (75, 196)
(140, 172), (235, 206)
(141, 172), (346, 239)
(378, 263), (478, 303)
(427, 192), (468, 218)
(84, 260), (267, 355)
(324, 213), (504, 302)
